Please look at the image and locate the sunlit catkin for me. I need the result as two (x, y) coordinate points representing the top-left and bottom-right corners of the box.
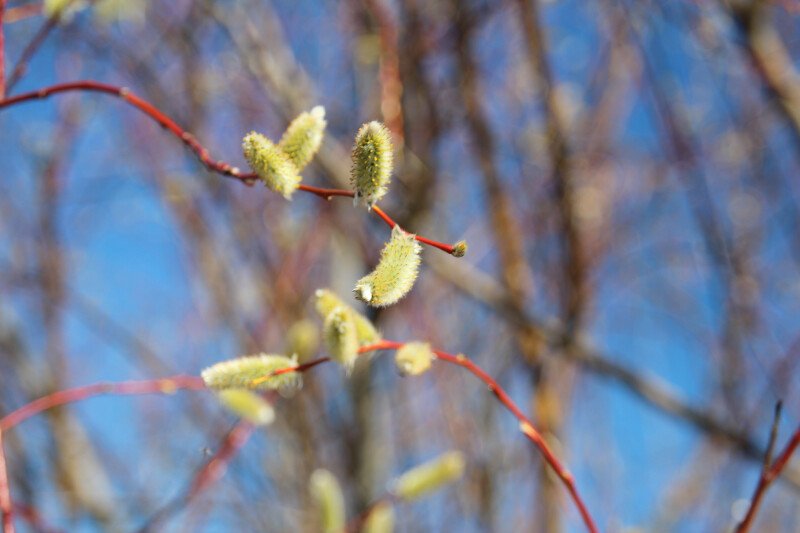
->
(242, 131), (300, 199)
(395, 342), (434, 376)
(323, 306), (359, 371)
(351, 121), (393, 208)
(392, 451), (465, 501)
(216, 389), (275, 426)
(201, 353), (301, 392)
(354, 226), (421, 307)
(309, 469), (345, 533)
(278, 106), (326, 171)
(314, 288), (381, 345)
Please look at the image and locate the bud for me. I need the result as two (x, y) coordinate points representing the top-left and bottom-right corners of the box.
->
(451, 240), (468, 258)
(392, 451), (465, 501)
(323, 306), (359, 372)
(395, 342), (434, 376)
(278, 106), (327, 171)
(309, 469), (345, 533)
(354, 226), (421, 307)
(351, 121), (393, 208)
(285, 319), (320, 362)
(364, 502), (395, 533)
(314, 288), (381, 345)
(242, 131), (301, 199)
(201, 353), (302, 392)
(216, 389), (275, 426)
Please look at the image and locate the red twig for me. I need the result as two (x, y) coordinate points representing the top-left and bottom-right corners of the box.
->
(0, 81), (461, 255)
(0, 428), (14, 533)
(186, 421), (254, 500)
(0, 376), (206, 431)
(736, 424), (800, 532)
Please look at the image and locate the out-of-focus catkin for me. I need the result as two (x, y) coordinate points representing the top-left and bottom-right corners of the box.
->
(394, 342), (434, 376)
(323, 306), (359, 371)
(392, 451), (465, 501)
(309, 469), (345, 533)
(215, 389), (275, 426)
(314, 288), (380, 345)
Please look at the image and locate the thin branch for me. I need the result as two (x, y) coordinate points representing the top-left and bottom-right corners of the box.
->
(0, 0), (6, 100)
(0, 81), (461, 255)
(736, 422), (800, 532)
(0, 376), (206, 431)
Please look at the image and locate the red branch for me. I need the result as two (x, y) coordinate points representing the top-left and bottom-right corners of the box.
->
(0, 342), (596, 531)
(0, 376), (205, 431)
(0, 428), (13, 533)
(187, 421), (254, 500)
(0, 81), (460, 255)
(736, 424), (800, 532)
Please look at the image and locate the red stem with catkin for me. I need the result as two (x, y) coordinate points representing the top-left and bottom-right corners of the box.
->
(0, 81), (459, 255)
(0, 340), (599, 533)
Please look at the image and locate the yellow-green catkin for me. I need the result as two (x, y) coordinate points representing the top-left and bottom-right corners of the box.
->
(285, 319), (320, 362)
(392, 451), (466, 501)
(363, 502), (395, 533)
(242, 132), (300, 199)
(309, 469), (345, 533)
(354, 226), (421, 307)
(323, 307), (359, 371)
(201, 353), (301, 392)
(314, 289), (381, 345)
(395, 342), (434, 376)
(278, 106), (327, 171)
(216, 389), (275, 426)
(351, 121), (393, 208)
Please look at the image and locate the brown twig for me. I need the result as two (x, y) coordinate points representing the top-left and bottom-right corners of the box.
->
(735, 419), (800, 532)
(0, 81), (461, 255)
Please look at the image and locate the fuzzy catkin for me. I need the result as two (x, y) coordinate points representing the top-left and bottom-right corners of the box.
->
(278, 106), (326, 171)
(309, 469), (345, 533)
(392, 451), (465, 501)
(395, 342), (434, 376)
(314, 288), (381, 345)
(323, 306), (359, 371)
(216, 389), (275, 426)
(350, 121), (393, 208)
(201, 353), (301, 392)
(242, 132), (301, 199)
(354, 226), (421, 307)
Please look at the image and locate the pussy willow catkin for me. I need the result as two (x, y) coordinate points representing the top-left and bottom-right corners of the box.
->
(323, 306), (359, 371)
(242, 132), (300, 199)
(201, 353), (302, 392)
(278, 106), (326, 171)
(354, 226), (421, 307)
(350, 121), (393, 208)
(315, 288), (381, 344)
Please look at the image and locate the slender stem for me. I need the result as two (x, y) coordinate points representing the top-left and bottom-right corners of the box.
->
(736, 424), (800, 532)
(0, 81), (461, 255)
(0, 428), (14, 533)
(186, 422), (254, 499)
(0, 376), (206, 431)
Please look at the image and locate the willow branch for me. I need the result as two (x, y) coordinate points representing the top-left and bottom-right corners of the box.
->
(736, 423), (800, 532)
(0, 81), (460, 255)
